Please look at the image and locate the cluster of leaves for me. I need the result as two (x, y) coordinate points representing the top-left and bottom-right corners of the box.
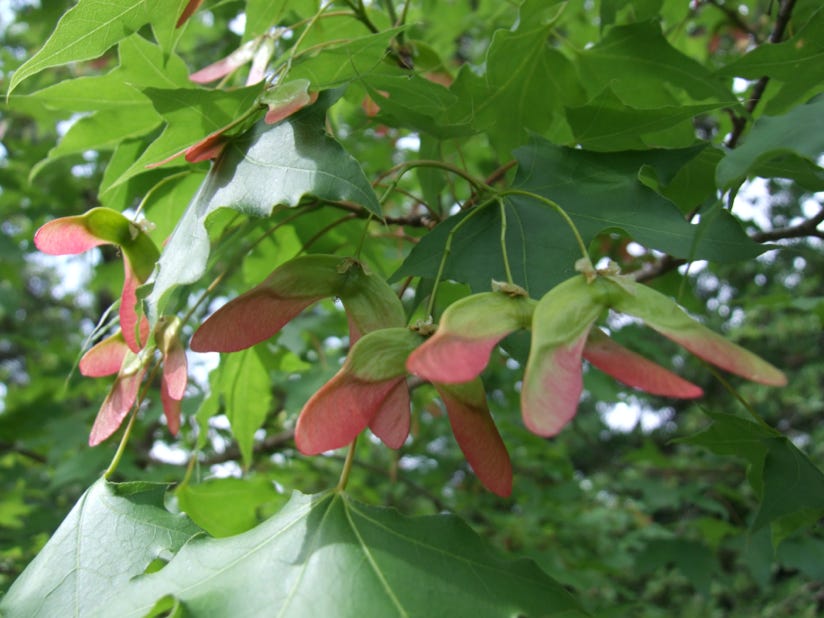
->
(2, 0), (824, 616)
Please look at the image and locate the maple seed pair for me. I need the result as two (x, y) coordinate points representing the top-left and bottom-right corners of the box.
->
(79, 318), (188, 446)
(191, 255), (513, 496)
(34, 207), (159, 353)
(191, 254), (409, 449)
(34, 208), (187, 445)
(408, 263), (787, 438)
(295, 327), (513, 497)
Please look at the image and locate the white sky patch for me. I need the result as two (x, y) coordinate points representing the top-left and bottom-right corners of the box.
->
(209, 460), (243, 478)
(732, 177), (774, 229)
(802, 194), (823, 218)
(625, 241), (645, 257)
(396, 133), (421, 152)
(27, 251), (98, 300)
(599, 399), (673, 433)
(732, 77), (755, 94)
(149, 441), (189, 465)
(229, 12), (246, 36)
(678, 259), (708, 276)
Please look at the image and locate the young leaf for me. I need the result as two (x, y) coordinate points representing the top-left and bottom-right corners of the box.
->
(204, 348), (273, 467)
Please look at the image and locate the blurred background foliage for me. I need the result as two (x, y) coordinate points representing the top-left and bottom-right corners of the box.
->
(1, 1), (823, 615)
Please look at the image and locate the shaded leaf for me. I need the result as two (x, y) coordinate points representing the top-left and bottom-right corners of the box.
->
(0, 479), (200, 617)
(566, 87), (722, 151)
(102, 491), (588, 617)
(636, 539), (716, 595)
(445, 20), (584, 155)
(717, 8), (824, 113)
(394, 139), (763, 296)
(716, 95), (824, 190)
(681, 412), (824, 542)
(575, 20), (735, 107)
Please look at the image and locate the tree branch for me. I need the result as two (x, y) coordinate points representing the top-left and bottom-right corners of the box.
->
(753, 207), (824, 242)
(726, 0), (799, 148)
(635, 206), (824, 282)
(0, 441), (47, 464)
(707, 0), (760, 40)
(201, 429), (296, 466)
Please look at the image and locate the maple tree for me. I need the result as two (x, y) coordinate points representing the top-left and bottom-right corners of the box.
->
(2, 0), (824, 616)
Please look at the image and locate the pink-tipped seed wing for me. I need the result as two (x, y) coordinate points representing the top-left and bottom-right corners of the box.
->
(191, 288), (321, 353)
(191, 255), (349, 353)
(583, 328), (703, 398)
(522, 276), (604, 437)
(296, 327), (421, 454)
(407, 292), (534, 384)
(88, 364), (146, 446)
(435, 380), (512, 497)
(295, 374), (405, 455)
(120, 255), (150, 352)
(34, 217), (106, 255)
(368, 380), (411, 449)
(79, 334), (129, 378)
(609, 278), (787, 387)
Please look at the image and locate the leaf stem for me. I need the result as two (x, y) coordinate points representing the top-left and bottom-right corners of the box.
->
(425, 196), (498, 317)
(103, 362), (162, 479)
(498, 199), (515, 285)
(103, 407), (139, 480)
(299, 212), (359, 253)
(377, 159), (491, 193)
(384, 0), (398, 26)
(285, 0), (338, 74)
(133, 171), (191, 219)
(500, 189), (591, 267)
(355, 213), (374, 259)
(337, 435), (359, 492)
(704, 364), (778, 433)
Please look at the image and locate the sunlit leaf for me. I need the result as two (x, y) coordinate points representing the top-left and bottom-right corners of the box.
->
(101, 491), (588, 617)
(0, 480), (200, 617)
(8, 0), (150, 95)
(716, 95), (824, 190)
